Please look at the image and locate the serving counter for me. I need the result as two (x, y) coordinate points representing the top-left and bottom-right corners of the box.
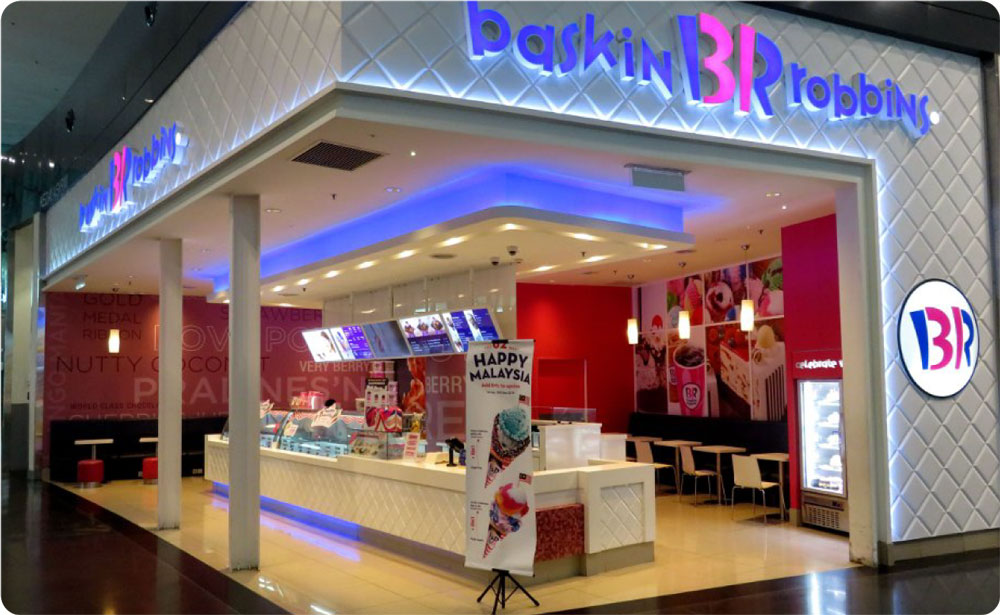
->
(204, 435), (655, 579)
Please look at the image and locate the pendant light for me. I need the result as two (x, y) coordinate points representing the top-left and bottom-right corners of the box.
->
(677, 261), (691, 339)
(740, 243), (754, 332)
(108, 329), (121, 354)
(627, 318), (639, 345)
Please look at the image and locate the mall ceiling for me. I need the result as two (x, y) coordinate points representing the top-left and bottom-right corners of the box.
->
(0, 1), (243, 233)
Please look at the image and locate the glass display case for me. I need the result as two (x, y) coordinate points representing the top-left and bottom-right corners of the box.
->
(278, 409), (366, 458)
(799, 380), (845, 497)
(221, 408), (290, 448)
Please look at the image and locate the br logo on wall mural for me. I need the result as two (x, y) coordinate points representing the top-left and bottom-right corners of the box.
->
(897, 279), (979, 398)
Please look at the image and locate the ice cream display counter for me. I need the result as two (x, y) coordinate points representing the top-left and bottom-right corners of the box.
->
(204, 435), (655, 579)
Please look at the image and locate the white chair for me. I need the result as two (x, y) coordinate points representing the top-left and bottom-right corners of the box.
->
(636, 441), (673, 486)
(679, 445), (716, 504)
(731, 454), (784, 523)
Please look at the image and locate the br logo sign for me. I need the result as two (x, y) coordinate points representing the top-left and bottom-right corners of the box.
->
(897, 279), (979, 398)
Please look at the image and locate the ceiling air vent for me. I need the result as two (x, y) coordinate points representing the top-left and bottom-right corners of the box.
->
(292, 142), (382, 171)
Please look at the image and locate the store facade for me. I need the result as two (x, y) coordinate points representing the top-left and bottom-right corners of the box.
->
(16, 0), (999, 571)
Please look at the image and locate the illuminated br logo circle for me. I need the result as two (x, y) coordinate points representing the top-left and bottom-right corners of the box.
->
(897, 279), (978, 398)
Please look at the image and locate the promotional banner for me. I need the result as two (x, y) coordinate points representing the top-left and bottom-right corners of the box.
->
(465, 340), (535, 576)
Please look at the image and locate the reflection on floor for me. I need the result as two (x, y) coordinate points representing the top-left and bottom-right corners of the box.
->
(61, 477), (852, 614)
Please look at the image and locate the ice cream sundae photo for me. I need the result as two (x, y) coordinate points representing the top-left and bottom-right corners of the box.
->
(483, 482), (530, 558)
(485, 406), (530, 488)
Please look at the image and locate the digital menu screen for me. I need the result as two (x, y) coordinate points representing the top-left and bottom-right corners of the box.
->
(301, 328), (342, 362)
(399, 314), (455, 355)
(469, 308), (501, 340)
(362, 321), (411, 358)
(330, 325), (374, 361)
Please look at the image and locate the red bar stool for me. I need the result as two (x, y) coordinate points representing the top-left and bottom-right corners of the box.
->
(142, 457), (158, 484)
(139, 437), (158, 485)
(74, 438), (112, 488)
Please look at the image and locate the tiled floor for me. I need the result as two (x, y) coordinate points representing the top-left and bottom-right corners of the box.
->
(61, 477), (852, 614)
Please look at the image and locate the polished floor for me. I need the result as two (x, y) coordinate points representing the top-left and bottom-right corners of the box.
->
(1, 474), (285, 614)
(56, 477), (853, 614)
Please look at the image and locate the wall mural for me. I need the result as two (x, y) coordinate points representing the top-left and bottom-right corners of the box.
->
(637, 255), (786, 421)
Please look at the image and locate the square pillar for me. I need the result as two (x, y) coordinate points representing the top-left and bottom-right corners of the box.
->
(157, 238), (183, 529)
(228, 195), (261, 570)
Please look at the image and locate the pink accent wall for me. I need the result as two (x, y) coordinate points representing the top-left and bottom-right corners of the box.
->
(781, 214), (842, 510)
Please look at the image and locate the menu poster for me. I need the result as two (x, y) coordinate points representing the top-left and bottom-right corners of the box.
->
(363, 321), (411, 359)
(333, 325), (374, 360)
(400, 314), (453, 355)
(465, 340), (535, 577)
(468, 308), (501, 340)
(301, 328), (342, 362)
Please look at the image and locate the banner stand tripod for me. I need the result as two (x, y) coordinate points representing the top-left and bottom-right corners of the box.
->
(477, 569), (539, 615)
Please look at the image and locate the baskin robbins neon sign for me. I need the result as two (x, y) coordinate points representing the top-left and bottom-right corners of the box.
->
(466, 3), (938, 138)
(78, 122), (189, 233)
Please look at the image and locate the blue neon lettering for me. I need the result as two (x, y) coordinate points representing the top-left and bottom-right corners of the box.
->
(582, 13), (615, 72)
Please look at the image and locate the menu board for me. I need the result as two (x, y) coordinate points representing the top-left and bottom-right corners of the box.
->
(301, 328), (342, 362)
(362, 321), (411, 359)
(331, 325), (374, 360)
(468, 308), (501, 340)
(444, 309), (503, 351)
(399, 313), (454, 355)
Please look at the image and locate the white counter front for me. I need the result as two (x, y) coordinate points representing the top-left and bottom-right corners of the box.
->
(204, 435), (655, 572)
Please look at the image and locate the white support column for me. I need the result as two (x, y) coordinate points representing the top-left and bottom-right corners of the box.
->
(228, 195), (261, 570)
(157, 238), (183, 529)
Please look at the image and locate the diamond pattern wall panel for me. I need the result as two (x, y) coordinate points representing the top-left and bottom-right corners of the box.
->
(206, 443), (467, 553)
(47, 2), (997, 543)
(596, 483), (645, 550)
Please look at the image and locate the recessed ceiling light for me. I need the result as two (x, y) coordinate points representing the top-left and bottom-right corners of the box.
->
(265, 208), (282, 214)
(223, 299), (230, 304)
(357, 260), (376, 270)
(489, 288), (499, 293)
(394, 303), (403, 308)
(765, 192), (781, 198)
(144, 98), (154, 104)
(409, 150), (416, 157)
(781, 205), (788, 210)
(440, 236), (465, 247)
(323, 270), (340, 279)
(48, 160), (54, 168)
(500, 223), (525, 231)
(296, 278), (311, 286)
(385, 186), (401, 193)
(637, 242), (667, 250)
(582, 255), (609, 263)
(568, 232), (600, 241)
(279, 303), (292, 307)
(532, 265), (555, 272)
(360, 308), (376, 314)
(395, 249), (417, 259)
(457, 293), (465, 298)
(272, 285), (286, 292)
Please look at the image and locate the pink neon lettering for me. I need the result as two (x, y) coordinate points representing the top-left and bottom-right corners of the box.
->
(925, 307), (953, 370)
(737, 24), (755, 113)
(698, 13), (735, 104)
(952, 306), (964, 369)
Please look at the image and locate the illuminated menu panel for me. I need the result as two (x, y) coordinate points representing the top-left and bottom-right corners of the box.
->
(362, 321), (411, 359)
(468, 308), (501, 340)
(301, 328), (343, 362)
(399, 314), (454, 355)
(331, 325), (374, 360)
(442, 309), (499, 351)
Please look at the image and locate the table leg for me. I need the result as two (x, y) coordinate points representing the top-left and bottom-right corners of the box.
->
(716, 453), (723, 506)
(674, 448), (681, 492)
(779, 461), (786, 521)
(90, 445), (97, 460)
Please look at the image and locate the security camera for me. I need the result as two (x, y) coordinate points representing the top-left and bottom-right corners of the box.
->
(506, 245), (519, 257)
(490, 256), (501, 266)
(111, 284), (121, 294)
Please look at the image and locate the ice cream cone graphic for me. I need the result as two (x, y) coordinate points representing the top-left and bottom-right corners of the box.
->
(484, 407), (530, 488)
(482, 483), (529, 559)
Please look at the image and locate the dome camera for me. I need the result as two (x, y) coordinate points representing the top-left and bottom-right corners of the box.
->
(490, 256), (501, 266)
(506, 245), (519, 257)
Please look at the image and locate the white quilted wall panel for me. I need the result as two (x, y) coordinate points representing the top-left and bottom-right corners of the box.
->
(45, 2), (998, 543)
